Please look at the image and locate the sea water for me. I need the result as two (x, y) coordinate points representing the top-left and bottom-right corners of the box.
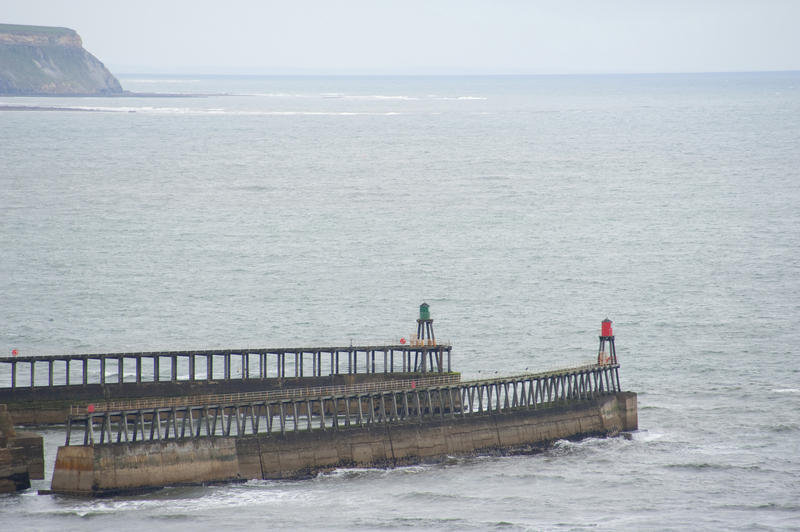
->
(1, 73), (799, 530)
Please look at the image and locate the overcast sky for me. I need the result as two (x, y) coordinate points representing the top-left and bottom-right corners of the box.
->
(4, 0), (800, 75)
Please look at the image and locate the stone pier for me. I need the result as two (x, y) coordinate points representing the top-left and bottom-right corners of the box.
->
(50, 391), (637, 496)
(0, 404), (44, 493)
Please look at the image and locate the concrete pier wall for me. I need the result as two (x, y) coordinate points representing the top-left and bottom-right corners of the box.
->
(51, 392), (637, 495)
(52, 438), (240, 495)
(0, 404), (44, 493)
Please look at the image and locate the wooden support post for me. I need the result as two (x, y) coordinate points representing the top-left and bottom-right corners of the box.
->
(178, 410), (187, 439)
(100, 358), (105, 385)
(131, 413), (138, 442)
(222, 407), (231, 436)
(100, 413), (109, 444)
(64, 360), (68, 386)
(49, 360), (54, 386)
(155, 409), (164, 440)
(447, 388), (456, 418)
(318, 398), (325, 430)
(207, 407), (216, 437)
(367, 396), (375, 423)
(135, 357), (142, 384)
(234, 406), (242, 436)
(247, 404), (257, 434)
(171, 355), (177, 381)
(64, 417), (73, 446)
(117, 357), (123, 384)
(154, 356), (160, 382)
(224, 353), (230, 381)
(29, 361), (35, 388)
(207, 354), (213, 381)
(171, 408), (179, 438)
(290, 402), (298, 432)
(121, 411), (129, 442)
(108, 413), (116, 443)
(189, 354), (196, 381)
(138, 412), (147, 441)
(163, 409), (173, 439)
(191, 407), (201, 438)
(87, 415), (95, 445)
(148, 410), (156, 440)
(277, 403), (285, 434)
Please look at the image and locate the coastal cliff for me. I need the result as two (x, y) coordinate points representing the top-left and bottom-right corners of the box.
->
(0, 23), (122, 95)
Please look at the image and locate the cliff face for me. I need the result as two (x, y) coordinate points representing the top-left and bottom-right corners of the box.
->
(0, 23), (122, 95)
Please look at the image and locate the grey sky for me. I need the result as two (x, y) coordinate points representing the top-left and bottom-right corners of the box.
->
(4, 0), (799, 74)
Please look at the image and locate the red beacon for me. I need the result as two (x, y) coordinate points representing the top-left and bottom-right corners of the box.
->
(597, 318), (617, 365)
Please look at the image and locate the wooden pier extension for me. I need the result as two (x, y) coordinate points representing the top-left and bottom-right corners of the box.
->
(49, 363), (637, 495)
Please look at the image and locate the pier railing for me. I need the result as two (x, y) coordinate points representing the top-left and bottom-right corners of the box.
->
(0, 344), (452, 390)
(63, 363), (621, 446)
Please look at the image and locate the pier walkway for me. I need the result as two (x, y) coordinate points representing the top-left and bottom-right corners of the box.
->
(68, 373), (461, 415)
(63, 362), (621, 446)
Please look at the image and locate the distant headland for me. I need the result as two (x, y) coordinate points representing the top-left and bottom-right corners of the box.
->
(0, 23), (123, 96)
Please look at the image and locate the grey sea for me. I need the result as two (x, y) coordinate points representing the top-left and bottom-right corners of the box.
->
(1, 72), (799, 530)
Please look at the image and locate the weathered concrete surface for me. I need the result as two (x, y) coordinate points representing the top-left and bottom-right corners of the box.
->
(248, 392), (638, 479)
(0, 404), (44, 492)
(50, 392), (637, 495)
(52, 438), (240, 496)
(2, 372), (437, 425)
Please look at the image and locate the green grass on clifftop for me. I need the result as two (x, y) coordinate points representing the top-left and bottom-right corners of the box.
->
(0, 23), (75, 36)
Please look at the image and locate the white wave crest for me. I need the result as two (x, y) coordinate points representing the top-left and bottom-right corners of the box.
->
(124, 79), (201, 84)
(2, 104), (404, 117)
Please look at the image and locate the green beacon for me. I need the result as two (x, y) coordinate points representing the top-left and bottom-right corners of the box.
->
(419, 303), (431, 321)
